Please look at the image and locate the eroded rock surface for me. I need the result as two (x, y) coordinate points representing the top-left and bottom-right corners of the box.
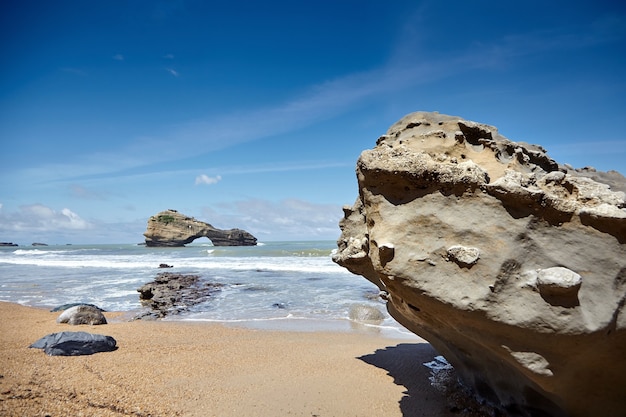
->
(143, 209), (257, 247)
(333, 111), (626, 417)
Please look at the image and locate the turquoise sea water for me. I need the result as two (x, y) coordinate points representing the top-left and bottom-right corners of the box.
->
(0, 241), (414, 337)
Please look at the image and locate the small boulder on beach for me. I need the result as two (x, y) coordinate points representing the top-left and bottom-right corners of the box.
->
(56, 304), (107, 325)
(50, 303), (106, 312)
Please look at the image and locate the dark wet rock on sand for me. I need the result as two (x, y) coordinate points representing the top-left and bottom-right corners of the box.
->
(30, 331), (117, 356)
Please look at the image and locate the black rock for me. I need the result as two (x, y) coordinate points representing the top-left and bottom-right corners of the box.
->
(30, 331), (117, 356)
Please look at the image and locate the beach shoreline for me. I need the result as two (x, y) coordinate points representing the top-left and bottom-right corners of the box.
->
(0, 301), (471, 417)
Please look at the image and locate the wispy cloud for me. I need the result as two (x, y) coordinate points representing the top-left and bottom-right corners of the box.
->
(69, 184), (107, 200)
(201, 198), (343, 240)
(195, 174), (222, 185)
(16, 20), (622, 186)
(163, 53), (175, 59)
(113, 54), (124, 61)
(60, 67), (87, 76)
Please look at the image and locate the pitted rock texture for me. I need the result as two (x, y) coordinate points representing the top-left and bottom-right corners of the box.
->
(143, 209), (257, 247)
(333, 111), (626, 417)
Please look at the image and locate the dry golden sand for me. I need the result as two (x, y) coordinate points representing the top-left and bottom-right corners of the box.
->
(0, 302), (463, 417)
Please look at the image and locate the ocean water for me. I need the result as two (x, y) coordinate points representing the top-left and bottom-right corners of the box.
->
(0, 241), (414, 337)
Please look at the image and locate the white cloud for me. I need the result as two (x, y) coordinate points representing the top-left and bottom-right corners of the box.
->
(166, 68), (179, 77)
(113, 54), (124, 61)
(163, 53), (175, 59)
(0, 204), (92, 232)
(195, 174), (222, 186)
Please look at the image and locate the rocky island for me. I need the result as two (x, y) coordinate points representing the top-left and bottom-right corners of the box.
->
(143, 209), (257, 247)
(333, 112), (626, 417)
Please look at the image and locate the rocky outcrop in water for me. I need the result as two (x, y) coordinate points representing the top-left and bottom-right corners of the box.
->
(333, 111), (626, 417)
(136, 272), (223, 319)
(143, 209), (257, 247)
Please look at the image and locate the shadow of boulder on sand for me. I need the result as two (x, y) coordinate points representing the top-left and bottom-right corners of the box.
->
(359, 343), (499, 417)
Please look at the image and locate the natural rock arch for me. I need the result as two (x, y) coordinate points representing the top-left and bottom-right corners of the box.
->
(143, 209), (257, 247)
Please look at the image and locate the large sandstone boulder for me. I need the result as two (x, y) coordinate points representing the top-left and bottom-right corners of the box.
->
(333, 112), (626, 417)
(143, 209), (257, 247)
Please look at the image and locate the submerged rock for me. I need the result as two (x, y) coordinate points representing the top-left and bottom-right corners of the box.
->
(30, 331), (117, 356)
(348, 304), (385, 324)
(143, 209), (257, 247)
(333, 111), (626, 417)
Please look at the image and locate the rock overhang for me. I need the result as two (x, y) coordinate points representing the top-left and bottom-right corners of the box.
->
(333, 111), (626, 417)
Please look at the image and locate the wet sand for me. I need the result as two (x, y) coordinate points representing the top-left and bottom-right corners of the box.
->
(0, 302), (464, 417)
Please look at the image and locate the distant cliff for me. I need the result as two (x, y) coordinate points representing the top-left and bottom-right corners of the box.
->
(143, 209), (257, 247)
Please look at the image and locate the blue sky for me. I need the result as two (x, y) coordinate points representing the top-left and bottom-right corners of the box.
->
(1, 1), (625, 244)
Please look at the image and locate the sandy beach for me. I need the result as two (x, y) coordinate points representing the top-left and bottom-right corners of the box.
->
(0, 302), (472, 417)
